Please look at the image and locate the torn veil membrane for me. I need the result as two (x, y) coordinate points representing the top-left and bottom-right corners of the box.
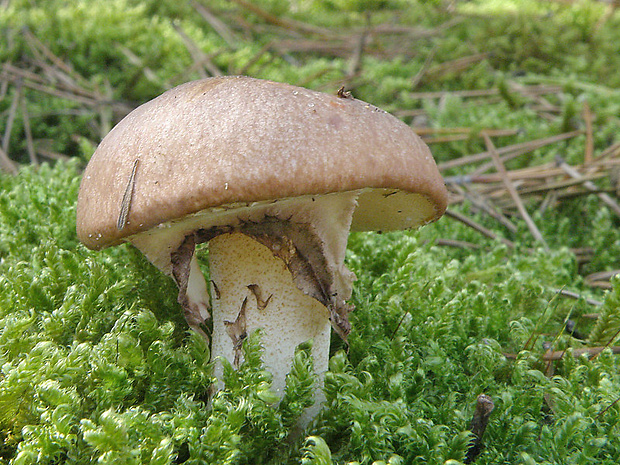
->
(167, 192), (359, 348)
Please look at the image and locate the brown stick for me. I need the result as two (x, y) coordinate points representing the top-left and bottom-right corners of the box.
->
(450, 168), (600, 186)
(20, 96), (38, 165)
(172, 21), (222, 78)
(3, 62), (102, 101)
(410, 84), (562, 100)
(438, 131), (582, 172)
(411, 44), (438, 89)
(450, 183), (518, 233)
(583, 101), (594, 164)
(2, 80), (22, 156)
(504, 346), (620, 361)
(36, 148), (70, 161)
(117, 45), (162, 84)
(435, 238), (482, 249)
(236, 41), (274, 76)
(445, 209), (515, 248)
(19, 79), (99, 106)
(585, 270), (620, 283)
(592, 327), (620, 361)
(229, 0), (333, 36)
(192, 1), (237, 47)
(595, 141), (620, 161)
(515, 173), (604, 196)
(347, 28), (368, 78)
(0, 145), (18, 175)
(555, 156), (620, 217)
(484, 133), (548, 250)
(426, 53), (489, 79)
(465, 394), (494, 464)
(549, 288), (603, 307)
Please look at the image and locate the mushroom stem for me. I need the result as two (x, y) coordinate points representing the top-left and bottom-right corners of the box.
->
(129, 191), (360, 424)
(209, 231), (332, 399)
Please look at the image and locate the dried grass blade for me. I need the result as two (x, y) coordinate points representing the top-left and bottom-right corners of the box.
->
(172, 21), (222, 78)
(411, 43), (438, 89)
(484, 132), (548, 250)
(22, 79), (99, 106)
(229, 0), (333, 37)
(192, 1), (237, 47)
(556, 156), (620, 217)
(550, 287), (603, 306)
(347, 28), (368, 78)
(36, 148), (70, 161)
(449, 183), (518, 233)
(445, 209), (515, 248)
(2, 80), (21, 156)
(583, 101), (594, 164)
(585, 270), (620, 284)
(20, 96), (38, 165)
(438, 131), (582, 172)
(0, 146), (17, 175)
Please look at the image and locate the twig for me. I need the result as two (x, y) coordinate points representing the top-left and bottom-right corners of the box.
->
(36, 148), (70, 161)
(549, 288), (603, 307)
(23, 29), (88, 87)
(596, 396), (620, 420)
(583, 101), (594, 164)
(465, 394), (494, 464)
(411, 88), (499, 100)
(504, 346), (620, 361)
(16, 78), (99, 106)
(515, 173), (604, 196)
(192, 1), (237, 47)
(2, 79), (22, 156)
(410, 84), (563, 101)
(595, 140), (620, 161)
(117, 45), (162, 84)
(585, 270), (620, 284)
(444, 209), (515, 248)
(411, 43), (438, 89)
(415, 127), (519, 145)
(472, 132), (584, 177)
(20, 95), (38, 165)
(347, 26), (368, 78)
(450, 183), (518, 233)
(435, 238), (482, 249)
(236, 41), (274, 75)
(484, 132), (548, 250)
(423, 134), (472, 144)
(592, 326), (620, 361)
(555, 156), (620, 217)
(0, 145), (18, 175)
(229, 0), (333, 37)
(582, 313), (600, 320)
(438, 131), (581, 172)
(172, 21), (223, 77)
(543, 307), (578, 373)
(425, 53), (489, 79)
(3, 62), (102, 102)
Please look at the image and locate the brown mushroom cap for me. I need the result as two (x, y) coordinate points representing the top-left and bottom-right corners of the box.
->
(77, 76), (447, 250)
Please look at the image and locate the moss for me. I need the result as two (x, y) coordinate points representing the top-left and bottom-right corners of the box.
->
(1, 0), (620, 462)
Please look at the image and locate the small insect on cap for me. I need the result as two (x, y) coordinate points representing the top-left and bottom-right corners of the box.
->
(76, 76), (448, 250)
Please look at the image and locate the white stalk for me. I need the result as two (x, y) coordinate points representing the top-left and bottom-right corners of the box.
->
(209, 231), (332, 396)
(130, 191), (360, 425)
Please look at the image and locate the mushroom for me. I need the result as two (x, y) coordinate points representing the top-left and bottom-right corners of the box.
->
(76, 76), (448, 419)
